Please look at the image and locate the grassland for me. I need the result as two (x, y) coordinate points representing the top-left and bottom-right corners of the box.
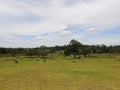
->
(0, 54), (120, 90)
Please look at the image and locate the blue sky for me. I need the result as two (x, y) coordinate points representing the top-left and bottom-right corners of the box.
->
(0, 0), (120, 48)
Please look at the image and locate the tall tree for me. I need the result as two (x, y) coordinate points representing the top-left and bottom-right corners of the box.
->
(64, 39), (82, 58)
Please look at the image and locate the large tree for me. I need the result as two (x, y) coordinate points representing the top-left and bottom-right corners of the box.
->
(64, 39), (82, 58)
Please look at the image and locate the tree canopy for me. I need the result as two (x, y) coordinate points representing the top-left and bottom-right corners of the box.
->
(64, 39), (82, 58)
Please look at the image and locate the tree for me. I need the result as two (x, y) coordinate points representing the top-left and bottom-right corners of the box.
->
(37, 45), (50, 58)
(81, 45), (91, 58)
(64, 39), (82, 59)
(26, 49), (36, 57)
(11, 50), (16, 57)
(0, 48), (7, 54)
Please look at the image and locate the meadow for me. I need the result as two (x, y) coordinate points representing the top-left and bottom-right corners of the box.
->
(0, 54), (120, 90)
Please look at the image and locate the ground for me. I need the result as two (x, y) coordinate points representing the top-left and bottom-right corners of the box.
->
(0, 54), (120, 90)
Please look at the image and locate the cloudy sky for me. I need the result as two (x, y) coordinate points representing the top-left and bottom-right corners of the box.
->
(0, 0), (120, 47)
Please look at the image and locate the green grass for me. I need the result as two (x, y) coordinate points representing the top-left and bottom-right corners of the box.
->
(0, 54), (120, 90)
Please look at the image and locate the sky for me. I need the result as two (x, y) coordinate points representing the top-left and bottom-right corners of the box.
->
(0, 0), (120, 48)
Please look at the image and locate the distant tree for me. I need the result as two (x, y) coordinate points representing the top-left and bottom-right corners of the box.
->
(64, 39), (82, 59)
(0, 48), (7, 54)
(81, 45), (91, 58)
(99, 44), (108, 53)
(11, 51), (16, 57)
(64, 45), (72, 56)
(11, 49), (17, 57)
(37, 45), (50, 58)
(108, 46), (115, 54)
(26, 49), (36, 57)
(114, 46), (120, 53)
(16, 48), (26, 54)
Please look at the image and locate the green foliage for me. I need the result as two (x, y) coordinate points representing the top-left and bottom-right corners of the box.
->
(11, 49), (17, 57)
(81, 45), (91, 57)
(0, 39), (120, 57)
(37, 45), (50, 58)
(0, 48), (7, 54)
(64, 39), (82, 58)
(26, 49), (36, 56)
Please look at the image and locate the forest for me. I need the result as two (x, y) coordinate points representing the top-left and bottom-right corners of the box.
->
(0, 39), (120, 58)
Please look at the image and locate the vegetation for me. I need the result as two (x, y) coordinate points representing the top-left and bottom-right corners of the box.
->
(0, 39), (120, 58)
(0, 39), (120, 90)
(64, 39), (82, 58)
(0, 54), (120, 90)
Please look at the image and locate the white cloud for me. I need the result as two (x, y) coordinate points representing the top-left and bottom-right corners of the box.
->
(87, 27), (97, 34)
(35, 35), (59, 41)
(0, 0), (120, 47)
(59, 30), (72, 36)
(0, 0), (120, 35)
(0, 20), (67, 36)
(91, 37), (120, 45)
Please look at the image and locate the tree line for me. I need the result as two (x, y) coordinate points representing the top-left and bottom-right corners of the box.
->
(0, 39), (120, 58)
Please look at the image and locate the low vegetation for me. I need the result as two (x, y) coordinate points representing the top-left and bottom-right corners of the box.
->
(0, 39), (120, 90)
(0, 54), (120, 90)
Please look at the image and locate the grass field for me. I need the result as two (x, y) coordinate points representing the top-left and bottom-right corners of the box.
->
(0, 54), (120, 90)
